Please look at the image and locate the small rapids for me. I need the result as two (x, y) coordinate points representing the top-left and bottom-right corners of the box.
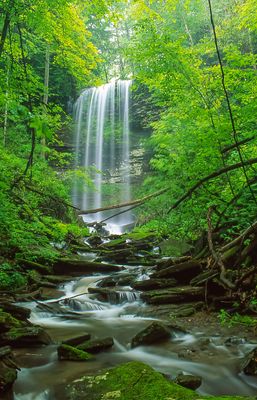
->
(13, 266), (257, 400)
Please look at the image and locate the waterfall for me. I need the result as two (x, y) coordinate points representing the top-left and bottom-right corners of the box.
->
(73, 79), (133, 233)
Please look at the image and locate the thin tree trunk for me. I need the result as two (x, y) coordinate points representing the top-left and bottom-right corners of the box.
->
(3, 64), (10, 146)
(0, 0), (13, 58)
(41, 46), (50, 159)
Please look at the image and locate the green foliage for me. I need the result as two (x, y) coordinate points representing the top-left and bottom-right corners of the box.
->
(0, 145), (89, 261)
(122, 0), (257, 239)
(219, 309), (257, 327)
(0, 263), (27, 291)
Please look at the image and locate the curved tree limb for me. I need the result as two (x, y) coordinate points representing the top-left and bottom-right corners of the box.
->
(168, 157), (257, 213)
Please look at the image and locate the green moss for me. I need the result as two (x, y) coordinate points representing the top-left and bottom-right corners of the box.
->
(65, 361), (255, 400)
(0, 310), (23, 329)
(0, 364), (17, 389)
(58, 344), (93, 361)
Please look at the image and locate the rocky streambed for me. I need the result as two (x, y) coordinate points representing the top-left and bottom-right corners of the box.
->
(1, 232), (257, 399)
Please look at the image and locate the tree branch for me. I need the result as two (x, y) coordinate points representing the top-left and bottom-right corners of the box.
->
(168, 157), (257, 213)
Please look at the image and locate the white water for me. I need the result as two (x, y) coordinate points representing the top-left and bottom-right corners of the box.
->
(73, 80), (134, 234)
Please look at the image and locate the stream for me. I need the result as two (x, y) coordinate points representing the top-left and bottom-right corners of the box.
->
(13, 262), (257, 400)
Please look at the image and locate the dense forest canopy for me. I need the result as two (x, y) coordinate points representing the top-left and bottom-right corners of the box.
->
(0, 0), (257, 263)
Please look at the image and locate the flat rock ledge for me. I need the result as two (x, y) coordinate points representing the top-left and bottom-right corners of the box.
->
(65, 361), (255, 400)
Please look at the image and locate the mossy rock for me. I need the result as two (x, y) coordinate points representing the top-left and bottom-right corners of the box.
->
(65, 361), (255, 400)
(0, 362), (17, 393)
(0, 310), (23, 332)
(57, 344), (93, 361)
(77, 337), (114, 354)
(0, 326), (51, 347)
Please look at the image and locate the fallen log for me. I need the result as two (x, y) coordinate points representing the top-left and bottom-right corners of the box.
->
(78, 187), (170, 215)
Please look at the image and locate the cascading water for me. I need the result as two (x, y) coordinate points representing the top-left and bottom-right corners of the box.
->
(72, 79), (133, 234)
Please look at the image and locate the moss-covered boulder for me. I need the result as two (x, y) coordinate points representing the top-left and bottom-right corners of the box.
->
(131, 322), (170, 348)
(0, 310), (23, 333)
(65, 361), (255, 400)
(57, 344), (93, 361)
(77, 337), (114, 354)
(0, 326), (52, 347)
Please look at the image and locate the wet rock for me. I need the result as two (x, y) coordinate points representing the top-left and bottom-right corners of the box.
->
(174, 372), (202, 390)
(62, 333), (91, 347)
(53, 258), (122, 275)
(152, 260), (202, 283)
(0, 327), (52, 347)
(86, 235), (102, 247)
(131, 322), (170, 348)
(141, 286), (204, 305)
(97, 277), (117, 287)
(88, 287), (137, 304)
(77, 337), (114, 354)
(132, 278), (177, 291)
(242, 347), (257, 375)
(117, 275), (135, 286)
(57, 344), (93, 361)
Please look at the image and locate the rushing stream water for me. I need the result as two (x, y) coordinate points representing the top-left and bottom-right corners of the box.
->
(13, 261), (257, 400)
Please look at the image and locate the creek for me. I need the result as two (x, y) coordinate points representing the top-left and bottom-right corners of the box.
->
(13, 260), (257, 400)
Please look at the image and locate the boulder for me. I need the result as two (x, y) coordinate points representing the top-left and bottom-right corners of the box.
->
(174, 373), (202, 390)
(132, 278), (177, 291)
(77, 337), (114, 354)
(0, 327), (52, 347)
(62, 333), (91, 347)
(131, 322), (170, 348)
(141, 286), (204, 305)
(65, 361), (252, 400)
(57, 344), (93, 361)
(242, 348), (257, 375)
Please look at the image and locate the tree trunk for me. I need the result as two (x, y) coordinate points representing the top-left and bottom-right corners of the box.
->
(41, 46), (50, 159)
